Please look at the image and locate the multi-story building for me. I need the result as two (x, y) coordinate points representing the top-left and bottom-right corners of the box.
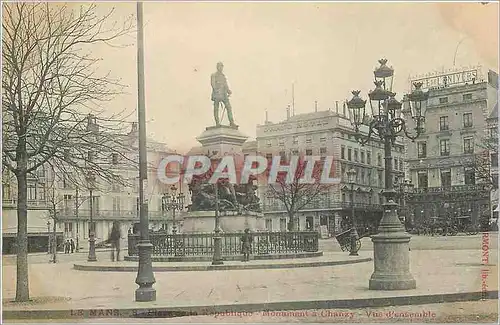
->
(404, 67), (498, 229)
(255, 103), (405, 236)
(2, 118), (178, 254)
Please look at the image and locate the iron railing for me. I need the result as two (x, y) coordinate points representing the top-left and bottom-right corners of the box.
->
(263, 201), (384, 212)
(128, 231), (319, 257)
(412, 184), (491, 194)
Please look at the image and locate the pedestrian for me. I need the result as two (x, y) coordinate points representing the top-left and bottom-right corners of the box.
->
(240, 228), (252, 262)
(70, 239), (75, 254)
(109, 221), (122, 262)
(64, 240), (70, 254)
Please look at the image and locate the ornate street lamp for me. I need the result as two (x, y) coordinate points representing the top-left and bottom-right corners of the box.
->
(87, 173), (97, 262)
(347, 58), (429, 290)
(346, 168), (359, 256)
(162, 184), (185, 235)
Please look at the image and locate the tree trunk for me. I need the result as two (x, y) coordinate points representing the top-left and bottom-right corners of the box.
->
(52, 216), (57, 263)
(15, 169), (30, 302)
(288, 213), (299, 232)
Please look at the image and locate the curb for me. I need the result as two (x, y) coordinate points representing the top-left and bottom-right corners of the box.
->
(3, 291), (498, 320)
(73, 257), (372, 272)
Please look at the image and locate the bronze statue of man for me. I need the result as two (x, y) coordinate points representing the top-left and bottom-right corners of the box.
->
(211, 62), (236, 127)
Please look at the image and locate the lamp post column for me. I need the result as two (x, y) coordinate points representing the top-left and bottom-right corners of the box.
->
(212, 182), (223, 265)
(87, 188), (97, 262)
(47, 222), (51, 254)
(349, 182), (359, 256)
(369, 132), (415, 290)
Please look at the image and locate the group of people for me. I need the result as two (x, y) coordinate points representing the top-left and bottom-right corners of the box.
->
(63, 239), (76, 254)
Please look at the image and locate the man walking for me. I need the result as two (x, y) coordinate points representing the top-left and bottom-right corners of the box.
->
(109, 221), (121, 262)
(70, 239), (75, 254)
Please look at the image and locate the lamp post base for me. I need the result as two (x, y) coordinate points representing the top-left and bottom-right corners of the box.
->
(87, 235), (97, 262)
(135, 241), (156, 302)
(369, 201), (416, 291)
(349, 228), (359, 256)
(212, 236), (224, 265)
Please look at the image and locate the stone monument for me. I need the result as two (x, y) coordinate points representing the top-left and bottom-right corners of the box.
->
(182, 62), (265, 233)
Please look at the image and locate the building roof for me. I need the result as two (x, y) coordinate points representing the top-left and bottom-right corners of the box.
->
(285, 110), (337, 122)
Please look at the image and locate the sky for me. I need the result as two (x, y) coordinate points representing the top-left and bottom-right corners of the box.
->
(77, 2), (498, 153)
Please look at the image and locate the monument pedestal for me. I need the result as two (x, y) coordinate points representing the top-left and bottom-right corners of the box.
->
(196, 125), (248, 156)
(183, 211), (265, 233)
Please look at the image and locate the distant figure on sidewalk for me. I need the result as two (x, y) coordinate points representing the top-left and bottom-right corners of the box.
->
(109, 221), (122, 262)
(70, 239), (75, 254)
(64, 240), (70, 254)
(240, 228), (252, 262)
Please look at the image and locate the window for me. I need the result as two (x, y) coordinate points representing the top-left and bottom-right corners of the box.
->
(64, 223), (73, 233)
(367, 152), (371, 165)
(399, 159), (404, 171)
(27, 184), (36, 201)
(360, 151), (365, 164)
(463, 137), (474, 154)
(354, 149), (358, 162)
(305, 149), (313, 156)
(320, 133), (327, 142)
(306, 135), (312, 144)
(463, 113), (473, 128)
(112, 153), (119, 165)
(265, 219), (272, 231)
(320, 147), (327, 155)
(377, 153), (382, 166)
(291, 149), (299, 155)
(279, 151), (287, 162)
(463, 93), (472, 101)
(378, 171), (384, 187)
(112, 197), (121, 212)
(440, 169), (451, 187)
(342, 193), (346, 202)
(418, 171), (428, 188)
(360, 169), (365, 184)
(439, 97), (448, 104)
(2, 182), (10, 200)
(464, 168), (475, 185)
(348, 148), (352, 161)
(440, 139), (450, 156)
(439, 116), (449, 131)
(292, 136), (298, 145)
(37, 186), (46, 201)
(491, 153), (498, 167)
(265, 153), (273, 161)
(394, 158), (398, 170)
(417, 142), (427, 158)
(278, 138), (285, 146)
(279, 218), (287, 231)
(341, 146), (346, 160)
(340, 163), (346, 180)
(266, 140), (272, 147)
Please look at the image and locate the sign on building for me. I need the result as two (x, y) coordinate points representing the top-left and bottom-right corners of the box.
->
(410, 66), (483, 91)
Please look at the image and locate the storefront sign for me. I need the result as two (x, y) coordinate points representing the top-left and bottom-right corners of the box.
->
(411, 68), (481, 91)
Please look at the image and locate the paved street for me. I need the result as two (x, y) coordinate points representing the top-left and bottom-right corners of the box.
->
(6, 301), (495, 323)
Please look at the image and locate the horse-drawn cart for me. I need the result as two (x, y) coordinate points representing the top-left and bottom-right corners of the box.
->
(335, 226), (376, 252)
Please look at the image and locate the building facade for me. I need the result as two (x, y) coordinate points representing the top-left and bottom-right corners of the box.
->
(255, 104), (404, 236)
(2, 120), (179, 253)
(404, 67), (498, 229)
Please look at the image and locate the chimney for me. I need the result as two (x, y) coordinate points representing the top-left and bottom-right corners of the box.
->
(86, 114), (99, 132)
(314, 101), (318, 112)
(265, 110), (269, 123)
(335, 101), (339, 113)
(286, 105), (291, 120)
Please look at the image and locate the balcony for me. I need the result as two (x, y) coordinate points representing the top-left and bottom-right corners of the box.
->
(263, 201), (383, 213)
(2, 199), (49, 209)
(55, 209), (171, 220)
(412, 184), (492, 194)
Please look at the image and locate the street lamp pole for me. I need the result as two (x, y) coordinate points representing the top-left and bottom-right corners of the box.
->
(347, 58), (428, 290)
(212, 181), (223, 265)
(87, 185), (97, 262)
(134, 1), (156, 302)
(347, 168), (359, 256)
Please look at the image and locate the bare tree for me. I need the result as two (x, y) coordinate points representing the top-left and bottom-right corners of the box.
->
(462, 135), (498, 188)
(2, 3), (134, 301)
(266, 155), (334, 231)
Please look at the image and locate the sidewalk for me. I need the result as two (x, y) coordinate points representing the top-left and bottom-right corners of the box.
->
(2, 249), (498, 319)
